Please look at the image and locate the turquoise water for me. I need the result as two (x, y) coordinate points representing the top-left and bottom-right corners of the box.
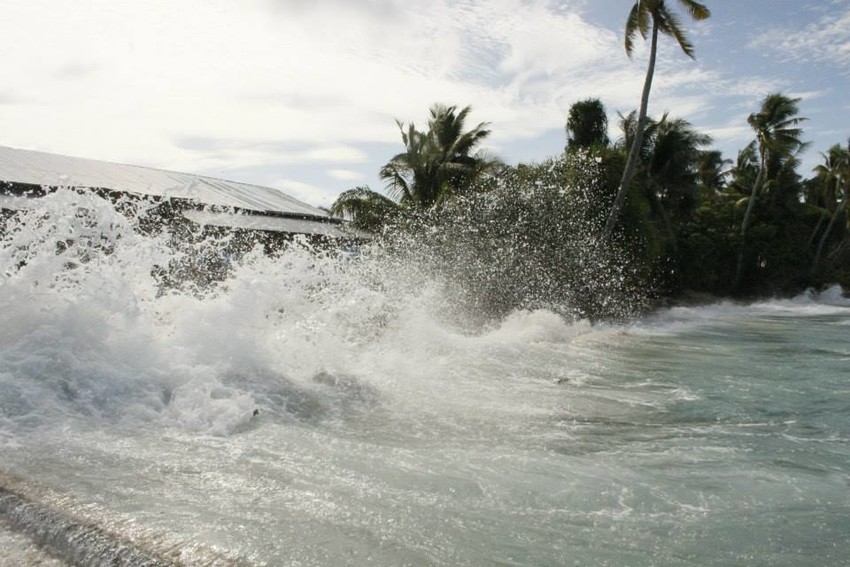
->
(1, 191), (848, 565)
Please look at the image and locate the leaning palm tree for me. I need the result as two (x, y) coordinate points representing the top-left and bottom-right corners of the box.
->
(602, 0), (711, 240)
(734, 93), (806, 289)
(811, 140), (850, 277)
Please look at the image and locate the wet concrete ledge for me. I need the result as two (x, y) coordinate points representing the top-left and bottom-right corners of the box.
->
(0, 471), (247, 567)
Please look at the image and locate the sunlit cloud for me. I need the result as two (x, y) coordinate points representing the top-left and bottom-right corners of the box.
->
(0, 0), (843, 206)
(0, 0), (639, 177)
(703, 123), (753, 146)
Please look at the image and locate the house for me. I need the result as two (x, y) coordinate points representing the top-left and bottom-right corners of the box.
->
(0, 145), (360, 242)
(0, 145), (364, 287)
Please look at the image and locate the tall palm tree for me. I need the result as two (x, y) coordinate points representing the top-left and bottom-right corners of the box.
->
(602, 0), (711, 240)
(734, 93), (806, 289)
(381, 104), (497, 208)
(811, 140), (850, 276)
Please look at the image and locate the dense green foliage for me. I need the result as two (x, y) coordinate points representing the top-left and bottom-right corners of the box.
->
(332, 92), (848, 315)
(593, 92), (846, 298)
(330, 0), (843, 312)
(566, 98), (609, 151)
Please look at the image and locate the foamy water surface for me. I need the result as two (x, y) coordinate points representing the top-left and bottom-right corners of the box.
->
(1, 190), (848, 565)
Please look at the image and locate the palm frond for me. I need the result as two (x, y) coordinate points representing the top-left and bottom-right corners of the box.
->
(658, 9), (696, 58)
(330, 186), (400, 232)
(625, 0), (709, 58)
(380, 103), (496, 209)
(379, 161), (414, 204)
(624, 3), (643, 56)
(676, 0), (711, 20)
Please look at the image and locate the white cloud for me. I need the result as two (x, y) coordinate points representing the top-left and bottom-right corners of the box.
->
(703, 123), (753, 145)
(786, 90), (830, 102)
(302, 146), (369, 163)
(1, 0), (812, 206)
(273, 178), (334, 208)
(749, 5), (850, 73)
(328, 169), (366, 182)
(0, 0), (632, 166)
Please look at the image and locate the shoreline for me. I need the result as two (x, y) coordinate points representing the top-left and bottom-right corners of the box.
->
(648, 283), (849, 314)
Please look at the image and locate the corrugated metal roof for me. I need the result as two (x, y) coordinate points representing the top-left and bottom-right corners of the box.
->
(0, 145), (328, 218)
(181, 210), (366, 239)
(0, 194), (28, 211)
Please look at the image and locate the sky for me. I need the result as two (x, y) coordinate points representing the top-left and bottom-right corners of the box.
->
(2, 0), (849, 208)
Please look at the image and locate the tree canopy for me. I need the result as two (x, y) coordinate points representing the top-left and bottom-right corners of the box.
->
(331, 104), (498, 232)
(380, 104), (497, 209)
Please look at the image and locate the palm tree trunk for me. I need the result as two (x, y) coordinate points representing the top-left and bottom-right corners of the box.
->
(734, 147), (768, 291)
(602, 21), (659, 241)
(807, 214), (826, 249)
(812, 195), (848, 277)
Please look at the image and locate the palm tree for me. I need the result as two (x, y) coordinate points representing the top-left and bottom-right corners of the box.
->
(602, 0), (711, 240)
(381, 104), (497, 208)
(695, 150), (731, 195)
(729, 141), (758, 196)
(811, 140), (850, 276)
(330, 104), (498, 232)
(647, 114), (712, 218)
(566, 98), (609, 151)
(734, 93), (806, 289)
(619, 112), (711, 214)
(618, 110), (661, 162)
(330, 186), (400, 233)
(616, 111), (711, 255)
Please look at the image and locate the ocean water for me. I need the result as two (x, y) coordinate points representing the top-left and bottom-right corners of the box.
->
(1, 190), (848, 566)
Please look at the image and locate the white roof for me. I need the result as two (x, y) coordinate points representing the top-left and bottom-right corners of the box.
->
(0, 145), (328, 218)
(181, 210), (362, 239)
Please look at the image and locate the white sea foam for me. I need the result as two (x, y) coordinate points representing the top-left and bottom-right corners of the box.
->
(645, 285), (849, 333)
(0, 189), (597, 438)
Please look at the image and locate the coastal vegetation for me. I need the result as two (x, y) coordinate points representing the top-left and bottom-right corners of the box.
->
(331, 1), (849, 315)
